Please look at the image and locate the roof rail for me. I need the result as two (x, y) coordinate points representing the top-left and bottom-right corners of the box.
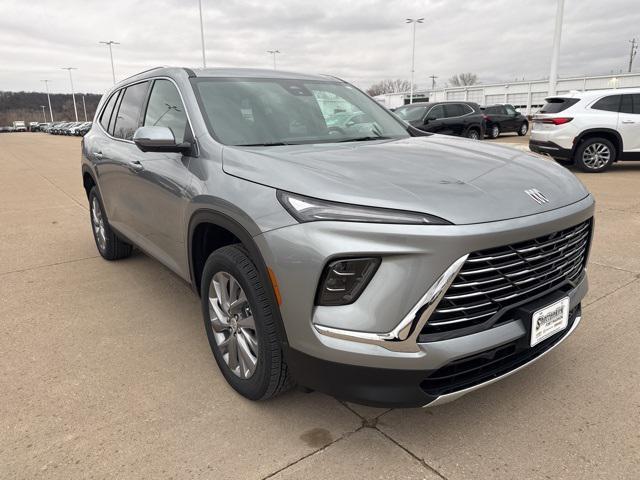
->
(118, 66), (166, 83)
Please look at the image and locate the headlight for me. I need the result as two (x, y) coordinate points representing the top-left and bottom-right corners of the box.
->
(277, 191), (450, 225)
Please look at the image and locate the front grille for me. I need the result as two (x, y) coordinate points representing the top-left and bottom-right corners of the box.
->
(422, 219), (591, 336)
(420, 306), (580, 396)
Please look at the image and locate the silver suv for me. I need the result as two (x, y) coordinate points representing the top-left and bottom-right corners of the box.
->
(81, 67), (594, 407)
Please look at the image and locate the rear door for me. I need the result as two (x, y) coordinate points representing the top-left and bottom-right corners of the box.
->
(443, 103), (466, 136)
(618, 94), (640, 153)
(100, 81), (150, 242)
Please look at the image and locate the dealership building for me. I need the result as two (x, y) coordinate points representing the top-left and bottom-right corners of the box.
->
(374, 72), (640, 114)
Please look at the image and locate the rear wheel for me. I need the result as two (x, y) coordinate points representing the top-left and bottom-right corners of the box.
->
(575, 137), (615, 173)
(517, 122), (529, 136)
(201, 245), (291, 401)
(489, 124), (500, 139)
(89, 187), (133, 260)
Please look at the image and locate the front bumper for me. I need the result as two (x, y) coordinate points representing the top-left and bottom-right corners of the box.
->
(255, 196), (593, 406)
(287, 302), (583, 407)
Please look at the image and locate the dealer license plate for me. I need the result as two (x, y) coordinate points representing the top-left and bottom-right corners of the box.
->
(530, 297), (570, 347)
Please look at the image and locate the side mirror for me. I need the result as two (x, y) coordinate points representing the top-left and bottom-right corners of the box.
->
(133, 126), (190, 153)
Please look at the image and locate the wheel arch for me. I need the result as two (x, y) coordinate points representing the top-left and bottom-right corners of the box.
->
(187, 209), (289, 345)
(82, 165), (97, 199)
(573, 128), (623, 159)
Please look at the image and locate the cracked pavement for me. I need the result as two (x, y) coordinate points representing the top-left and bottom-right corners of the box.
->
(1, 133), (638, 479)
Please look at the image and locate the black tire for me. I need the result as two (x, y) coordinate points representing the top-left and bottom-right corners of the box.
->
(574, 137), (615, 173)
(88, 187), (133, 260)
(201, 245), (291, 401)
(489, 124), (500, 139)
(517, 122), (529, 136)
(465, 127), (481, 140)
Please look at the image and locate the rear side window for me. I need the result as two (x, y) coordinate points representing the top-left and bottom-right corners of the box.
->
(591, 95), (621, 112)
(540, 97), (579, 113)
(143, 79), (189, 143)
(99, 91), (120, 133)
(620, 94), (640, 114)
(113, 81), (149, 140)
(444, 104), (464, 117)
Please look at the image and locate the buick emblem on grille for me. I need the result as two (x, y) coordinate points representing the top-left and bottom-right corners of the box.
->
(525, 188), (549, 205)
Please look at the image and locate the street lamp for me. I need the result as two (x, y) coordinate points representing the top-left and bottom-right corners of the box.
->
(41, 79), (54, 122)
(61, 67), (79, 121)
(267, 50), (280, 70)
(99, 40), (120, 83)
(198, 0), (207, 68)
(82, 95), (88, 121)
(548, 0), (565, 96)
(405, 18), (424, 104)
(40, 105), (47, 123)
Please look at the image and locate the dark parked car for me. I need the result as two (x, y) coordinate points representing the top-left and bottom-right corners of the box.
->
(482, 104), (529, 139)
(394, 101), (485, 140)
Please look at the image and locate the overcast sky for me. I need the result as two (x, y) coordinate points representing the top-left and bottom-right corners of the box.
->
(1, 0), (639, 95)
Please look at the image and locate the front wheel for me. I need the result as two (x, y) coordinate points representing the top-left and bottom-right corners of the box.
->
(574, 137), (615, 173)
(201, 245), (291, 401)
(465, 128), (480, 140)
(489, 124), (500, 139)
(517, 122), (529, 136)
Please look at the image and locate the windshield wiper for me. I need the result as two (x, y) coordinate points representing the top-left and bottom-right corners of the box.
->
(237, 142), (291, 147)
(337, 136), (394, 143)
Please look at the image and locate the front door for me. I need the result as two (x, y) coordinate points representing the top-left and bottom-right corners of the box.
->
(133, 79), (195, 275)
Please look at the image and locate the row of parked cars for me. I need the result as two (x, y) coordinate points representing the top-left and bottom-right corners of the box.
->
(390, 101), (529, 140)
(42, 121), (92, 136)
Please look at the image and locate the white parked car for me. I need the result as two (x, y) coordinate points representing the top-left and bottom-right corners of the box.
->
(529, 88), (640, 172)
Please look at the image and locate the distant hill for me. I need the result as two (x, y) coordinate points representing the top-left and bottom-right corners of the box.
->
(0, 91), (103, 125)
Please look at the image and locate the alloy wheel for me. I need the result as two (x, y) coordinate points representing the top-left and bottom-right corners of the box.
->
(468, 130), (479, 140)
(208, 271), (258, 379)
(492, 126), (499, 138)
(91, 197), (107, 251)
(520, 123), (528, 135)
(582, 143), (611, 170)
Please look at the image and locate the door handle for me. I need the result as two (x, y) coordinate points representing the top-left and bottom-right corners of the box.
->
(93, 151), (104, 159)
(621, 120), (636, 124)
(128, 160), (144, 172)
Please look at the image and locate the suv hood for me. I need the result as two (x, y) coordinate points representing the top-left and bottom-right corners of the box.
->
(222, 135), (590, 225)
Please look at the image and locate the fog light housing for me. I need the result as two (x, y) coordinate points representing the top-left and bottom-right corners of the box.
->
(316, 257), (381, 306)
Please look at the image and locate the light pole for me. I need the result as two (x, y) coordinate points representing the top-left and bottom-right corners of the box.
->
(548, 0), (564, 96)
(198, 0), (207, 68)
(99, 40), (120, 83)
(41, 79), (54, 122)
(405, 18), (424, 104)
(267, 50), (280, 69)
(40, 106), (47, 123)
(61, 67), (78, 121)
(82, 95), (88, 121)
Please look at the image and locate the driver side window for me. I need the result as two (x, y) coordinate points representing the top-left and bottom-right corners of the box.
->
(427, 105), (445, 120)
(144, 79), (189, 143)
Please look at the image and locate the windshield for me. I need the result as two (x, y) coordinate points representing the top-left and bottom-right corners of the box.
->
(192, 78), (410, 146)
(394, 105), (429, 122)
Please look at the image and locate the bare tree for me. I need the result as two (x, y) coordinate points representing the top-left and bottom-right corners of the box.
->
(366, 79), (415, 97)
(448, 73), (479, 87)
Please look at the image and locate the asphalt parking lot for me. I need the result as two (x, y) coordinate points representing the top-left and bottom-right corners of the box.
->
(1, 133), (639, 479)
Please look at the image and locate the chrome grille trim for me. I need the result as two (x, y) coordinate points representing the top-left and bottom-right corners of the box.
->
(422, 219), (592, 335)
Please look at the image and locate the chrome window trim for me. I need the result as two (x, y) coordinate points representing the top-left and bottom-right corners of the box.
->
(424, 103), (474, 121)
(95, 76), (196, 146)
(314, 254), (468, 353)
